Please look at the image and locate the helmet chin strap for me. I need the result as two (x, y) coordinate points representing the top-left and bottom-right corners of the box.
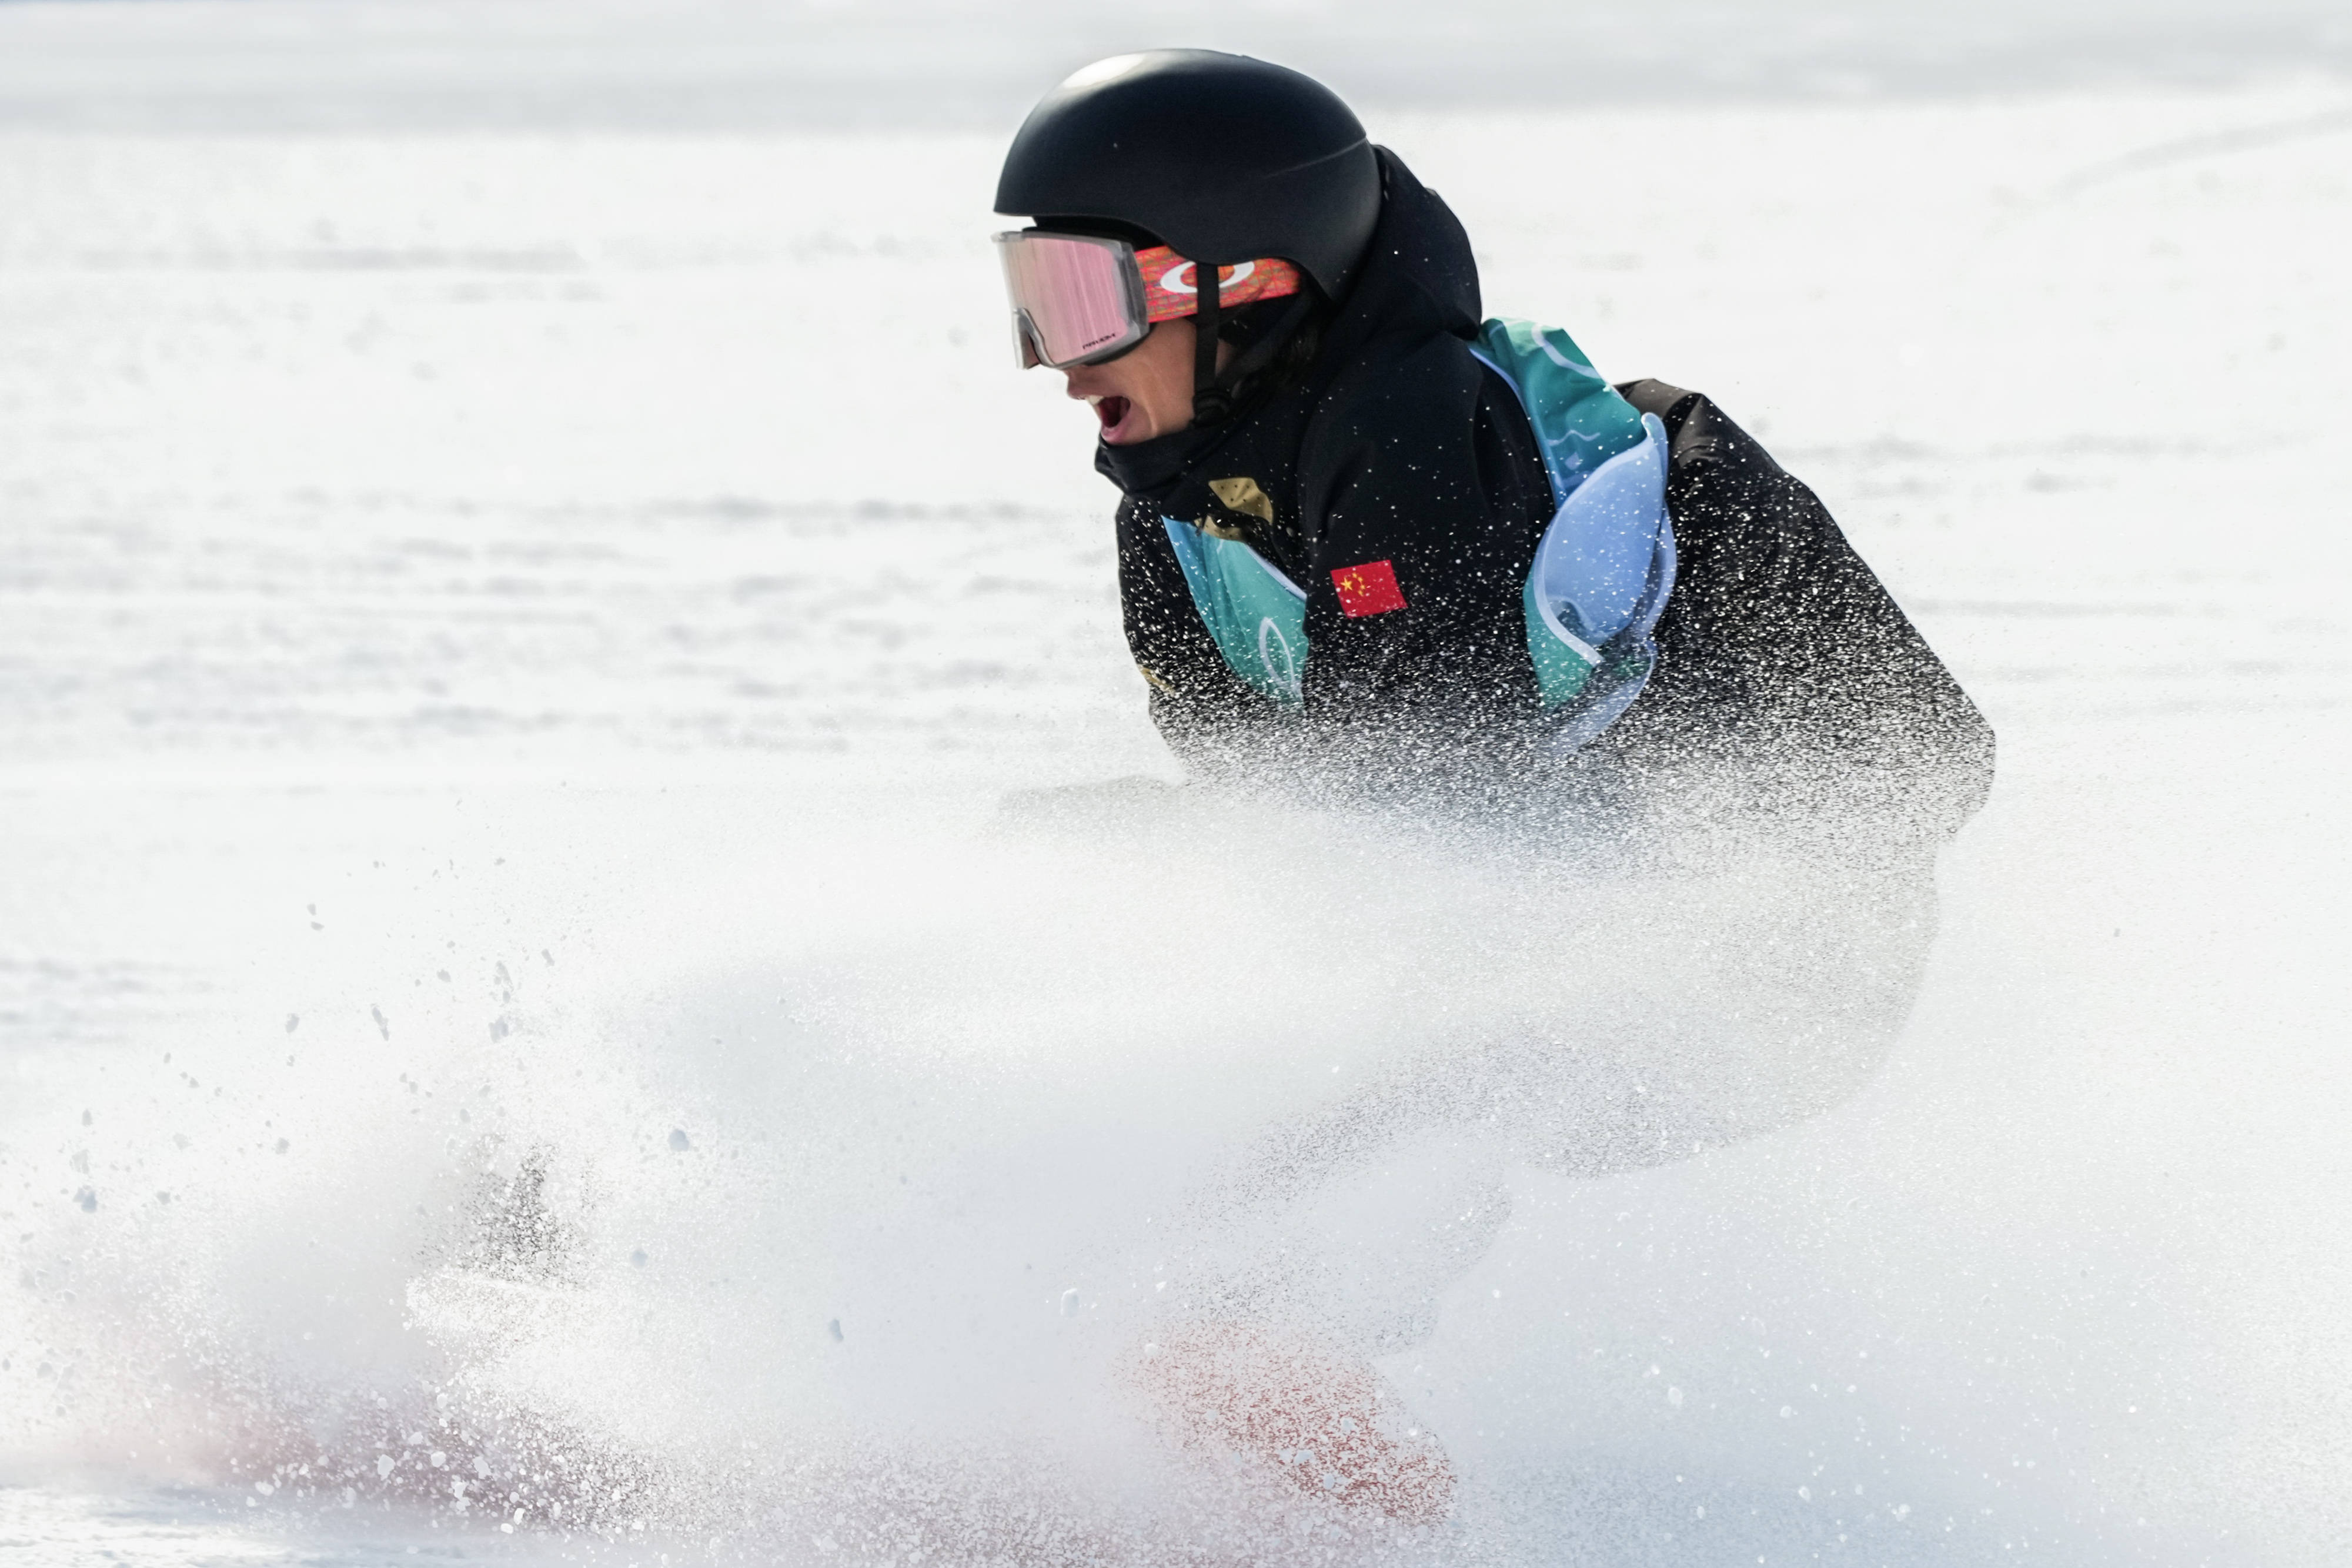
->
(1191, 260), (1228, 427)
(1190, 266), (1317, 432)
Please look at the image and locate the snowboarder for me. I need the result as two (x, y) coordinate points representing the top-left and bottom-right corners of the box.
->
(991, 48), (1995, 1524)
(994, 49), (1993, 833)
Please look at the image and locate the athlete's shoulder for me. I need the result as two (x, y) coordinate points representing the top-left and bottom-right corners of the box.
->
(1612, 379), (1790, 484)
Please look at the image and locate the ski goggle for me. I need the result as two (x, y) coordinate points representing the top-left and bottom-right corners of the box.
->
(993, 229), (1302, 370)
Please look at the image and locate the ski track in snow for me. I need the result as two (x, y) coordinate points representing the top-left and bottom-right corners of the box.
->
(1, 19), (2350, 1568)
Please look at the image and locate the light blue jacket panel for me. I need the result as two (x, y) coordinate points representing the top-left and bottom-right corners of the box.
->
(1469, 319), (1678, 751)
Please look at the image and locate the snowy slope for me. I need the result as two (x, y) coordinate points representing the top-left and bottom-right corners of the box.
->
(1, 5), (2350, 1563)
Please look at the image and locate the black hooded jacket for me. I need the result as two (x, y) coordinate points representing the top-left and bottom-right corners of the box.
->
(1097, 151), (1993, 836)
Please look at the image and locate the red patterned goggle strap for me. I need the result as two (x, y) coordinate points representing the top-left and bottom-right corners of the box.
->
(1136, 246), (1303, 325)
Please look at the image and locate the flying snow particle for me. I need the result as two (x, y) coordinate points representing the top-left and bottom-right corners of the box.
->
(668, 1129), (690, 1152)
(1060, 1288), (1081, 1317)
(376, 1455), (395, 1479)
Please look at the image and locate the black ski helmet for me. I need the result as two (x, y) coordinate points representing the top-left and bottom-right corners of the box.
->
(994, 50), (1382, 301)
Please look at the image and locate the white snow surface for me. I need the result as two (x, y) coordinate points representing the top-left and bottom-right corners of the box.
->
(3, 5), (2352, 1565)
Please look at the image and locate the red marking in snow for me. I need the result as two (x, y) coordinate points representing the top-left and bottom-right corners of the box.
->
(1331, 559), (1407, 618)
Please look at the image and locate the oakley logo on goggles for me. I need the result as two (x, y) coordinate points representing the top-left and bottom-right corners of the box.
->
(994, 229), (1302, 369)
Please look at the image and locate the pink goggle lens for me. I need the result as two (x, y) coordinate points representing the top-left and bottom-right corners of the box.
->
(994, 231), (1148, 370)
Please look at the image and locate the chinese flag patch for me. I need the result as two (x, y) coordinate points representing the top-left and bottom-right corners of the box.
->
(1331, 559), (1408, 618)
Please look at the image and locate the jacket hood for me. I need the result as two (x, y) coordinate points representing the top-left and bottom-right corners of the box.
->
(1317, 146), (1482, 363)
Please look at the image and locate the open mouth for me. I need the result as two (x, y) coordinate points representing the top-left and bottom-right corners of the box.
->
(1093, 394), (1133, 439)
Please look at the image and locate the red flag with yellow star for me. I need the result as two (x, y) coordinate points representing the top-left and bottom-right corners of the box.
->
(1331, 559), (1407, 618)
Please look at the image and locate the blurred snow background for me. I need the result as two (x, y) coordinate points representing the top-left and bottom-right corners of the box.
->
(0, 0), (2347, 127)
(1, 1), (2348, 1564)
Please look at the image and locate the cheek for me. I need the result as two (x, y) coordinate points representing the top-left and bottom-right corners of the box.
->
(1148, 344), (1195, 412)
